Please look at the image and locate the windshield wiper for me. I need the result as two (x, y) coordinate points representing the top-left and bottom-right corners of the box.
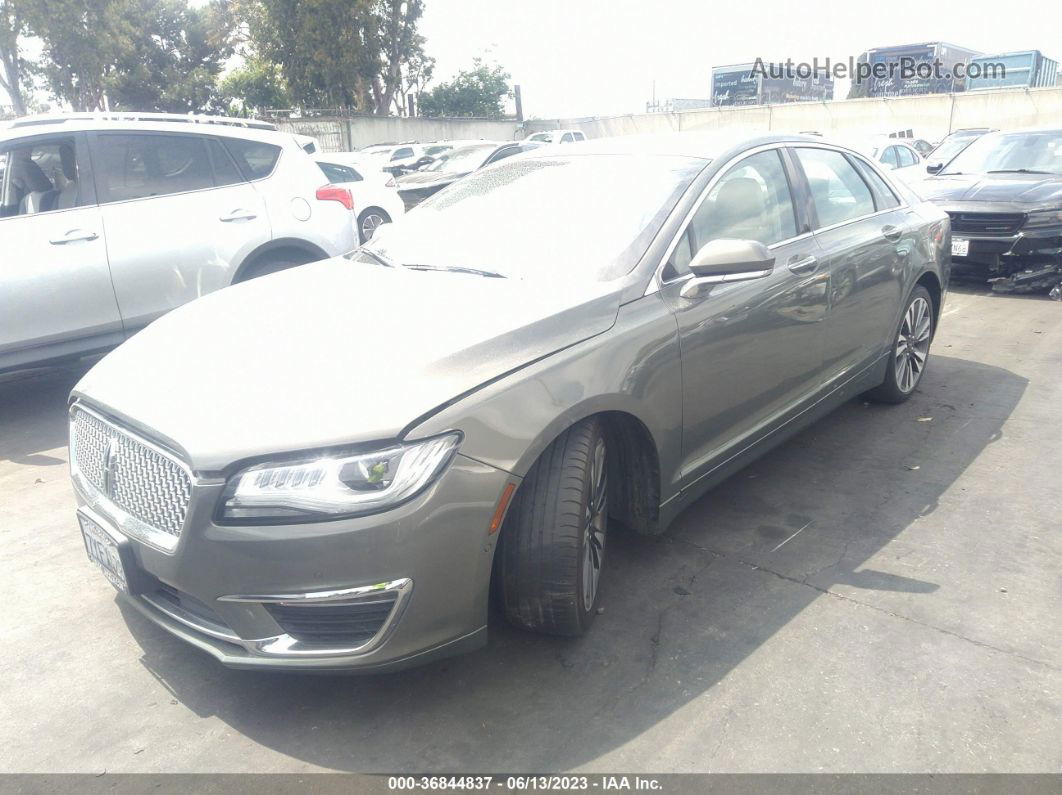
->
(987, 169), (1057, 175)
(404, 264), (507, 279)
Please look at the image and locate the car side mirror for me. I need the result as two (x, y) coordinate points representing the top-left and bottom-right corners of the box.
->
(926, 162), (943, 175)
(682, 239), (775, 298)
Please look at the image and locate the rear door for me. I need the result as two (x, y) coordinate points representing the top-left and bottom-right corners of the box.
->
(791, 146), (912, 383)
(0, 131), (122, 369)
(90, 131), (271, 331)
(659, 146), (828, 488)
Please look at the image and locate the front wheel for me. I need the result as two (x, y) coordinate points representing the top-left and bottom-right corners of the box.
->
(865, 285), (934, 404)
(497, 417), (608, 636)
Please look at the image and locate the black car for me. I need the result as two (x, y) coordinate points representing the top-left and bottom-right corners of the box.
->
(925, 128), (995, 175)
(917, 128), (1062, 294)
(396, 141), (543, 210)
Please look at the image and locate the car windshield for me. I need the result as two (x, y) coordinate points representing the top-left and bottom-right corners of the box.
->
(360, 154), (704, 281)
(929, 137), (978, 165)
(423, 145), (497, 173)
(941, 131), (1062, 175)
(529, 133), (554, 142)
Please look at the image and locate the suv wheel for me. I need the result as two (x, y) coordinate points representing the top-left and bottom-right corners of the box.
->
(358, 208), (391, 242)
(865, 285), (934, 404)
(238, 253), (308, 282)
(497, 417), (608, 636)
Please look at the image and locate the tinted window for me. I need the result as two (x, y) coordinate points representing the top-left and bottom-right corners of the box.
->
(208, 138), (243, 186)
(318, 162), (361, 183)
(96, 134), (214, 202)
(849, 157), (900, 210)
(573, 132), (586, 141)
(222, 138), (282, 180)
(796, 148), (876, 228)
(897, 146), (918, 167)
(391, 147), (414, 160)
(0, 135), (86, 217)
(561, 133), (574, 143)
(484, 146), (520, 165)
(688, 149), (797, 249)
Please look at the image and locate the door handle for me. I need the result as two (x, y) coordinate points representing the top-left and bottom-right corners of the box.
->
(881, 224), (903, 242)
(220, 210), (257, 222)
(49, 229), (99, 245)
(787, 254), (818, 275)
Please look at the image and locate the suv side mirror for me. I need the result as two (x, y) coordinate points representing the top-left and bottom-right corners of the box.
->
(682, 239), (775, 298)
(926, 162), (943, 175)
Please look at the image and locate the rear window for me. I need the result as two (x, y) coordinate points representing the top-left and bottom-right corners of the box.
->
(222, 138), (282, 180)
(318, 162), (362, 183)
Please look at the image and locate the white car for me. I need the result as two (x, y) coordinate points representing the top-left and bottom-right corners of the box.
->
(0, 112), (358, 373)
(840, 137), (926, 186)
(524, 129), (587, 144)
(314, 153), (405, 241)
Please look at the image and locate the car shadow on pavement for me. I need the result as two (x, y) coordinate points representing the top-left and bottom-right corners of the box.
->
(0, 361), (96, 466)
(117, 353), (1026, 772)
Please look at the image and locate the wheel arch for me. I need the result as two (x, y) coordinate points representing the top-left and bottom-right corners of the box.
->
(914, 269), (943, 330)
(231, 238), (331, 284)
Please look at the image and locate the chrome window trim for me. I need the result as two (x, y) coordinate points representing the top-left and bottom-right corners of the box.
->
(646, 143), (810, 296)
(69, 401), (198, 555)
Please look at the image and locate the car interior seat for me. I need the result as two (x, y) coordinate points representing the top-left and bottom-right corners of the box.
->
(11, 158), (57, 215)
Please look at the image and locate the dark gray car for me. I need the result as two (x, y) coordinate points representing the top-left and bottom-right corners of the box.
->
(69, 133), (950, 672)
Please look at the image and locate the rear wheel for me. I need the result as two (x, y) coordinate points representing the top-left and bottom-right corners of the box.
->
(497, 417), (608, 636)
(358, 208), (391, 243)
(865, 285), (934, 404)
(238, 252), (309, 282)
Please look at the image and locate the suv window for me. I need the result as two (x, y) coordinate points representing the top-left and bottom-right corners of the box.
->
(849, 156), (900, 210)
(318, 162), (361, 183)
(96, 134), (215, 202)
(796, 148), (876, 228)
(208, 138), (243, 187)
(0, 135), (87, 217)
(222, 138), (282, 180)
(391, 147), (414, 160)
(896, 146), (918, 167)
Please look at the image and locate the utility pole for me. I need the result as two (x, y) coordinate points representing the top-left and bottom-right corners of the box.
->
(514, 85), (523, 121)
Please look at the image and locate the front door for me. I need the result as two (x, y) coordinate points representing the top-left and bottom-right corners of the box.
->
(0, 132), (122, 369)
(659, 147), (828, 488)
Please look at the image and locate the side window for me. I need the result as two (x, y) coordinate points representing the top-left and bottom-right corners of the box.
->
(573, 131), (586, 141)
(796, 148), (876, 228)
(688, 149), (798, 251)
(664, 228), (694, 281)
(849, 156), (901, 210)
(0, 136), (86, 217)
(96, 134), (214, 202)
(485, 146), (519, 165)
(897, 146), (918, 167)
(317, 162), (359, 183)
(560, 133), (574, 143)
(880, 146), (900, 169)
(208, 138), (243, 187)
(222, 138), (282, 180)
(391, 147), (414, 161)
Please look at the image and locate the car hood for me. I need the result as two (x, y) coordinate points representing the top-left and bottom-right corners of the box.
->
(920, 172), (1062, 207)
(72, 259), (621, 471)
(396, 170), (467, 189)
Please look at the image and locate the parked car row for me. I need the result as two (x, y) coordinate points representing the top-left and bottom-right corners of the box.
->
(65, 129), (952, 673)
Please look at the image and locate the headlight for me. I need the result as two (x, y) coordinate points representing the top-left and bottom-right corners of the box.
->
(1023, 209), (1062, 229)
(220, 433), (461, 522)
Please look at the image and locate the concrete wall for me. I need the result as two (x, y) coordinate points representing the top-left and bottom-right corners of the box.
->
(277, 86), (1062, 152)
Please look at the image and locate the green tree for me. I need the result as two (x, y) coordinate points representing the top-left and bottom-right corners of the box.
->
(0, 0), (29, 115)
(218, 57), (290, 115)
(418, 58), (511, 118)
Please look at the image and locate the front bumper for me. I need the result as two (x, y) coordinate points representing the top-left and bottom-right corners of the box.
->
(73, 452), (516, 672)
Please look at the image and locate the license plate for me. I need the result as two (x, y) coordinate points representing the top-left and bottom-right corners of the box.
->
(79, 512), (128, 593)
(951, 237), (970, 257)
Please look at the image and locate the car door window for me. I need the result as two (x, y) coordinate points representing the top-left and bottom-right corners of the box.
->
(796, 148), (876, 228)
(560, 133), (574, 143)
(896, 146), (918, 167)
(96, 134), (215, 203)
(849, 156), (901, 210)
(391, 147), (414, 161)
(208, 138), (244, 187)
(0, 136), (87, 217)
(879, 146), (900, 169)
(484, 146), (519, 165)
(573, 131), (586, 141)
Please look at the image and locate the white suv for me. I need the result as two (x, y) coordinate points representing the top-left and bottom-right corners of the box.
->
(0, 113), (358, 373)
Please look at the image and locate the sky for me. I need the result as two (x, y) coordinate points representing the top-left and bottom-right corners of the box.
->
(5, 0), (1055, 116)
(419, 0), (1057, 119)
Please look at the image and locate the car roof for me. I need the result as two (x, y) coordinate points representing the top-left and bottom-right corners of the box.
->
(521, 131), (832, 161)
(0, 112), (294, 146)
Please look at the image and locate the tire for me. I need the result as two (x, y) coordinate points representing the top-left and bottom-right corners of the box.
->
(497, 417), (608, 636)
(238, 253), (305, 282)
(358, 208), (391, 243)
(865, 285), (934, 404)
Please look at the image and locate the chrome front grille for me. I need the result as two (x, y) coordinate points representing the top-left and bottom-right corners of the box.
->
(70, 405), (192, 550)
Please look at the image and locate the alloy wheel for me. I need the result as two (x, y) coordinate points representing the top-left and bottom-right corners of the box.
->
(581, 438), (607, 611)
(361, 213), (387, 240)
(894, 296), (932, 393)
